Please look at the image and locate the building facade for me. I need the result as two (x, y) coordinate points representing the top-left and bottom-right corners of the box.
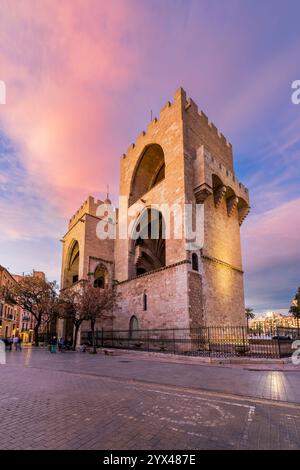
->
(250, 312), (299, 332)
(13, 271), (47, 343)
(59, 88), (250, 339)
(0, 265), (22, 339)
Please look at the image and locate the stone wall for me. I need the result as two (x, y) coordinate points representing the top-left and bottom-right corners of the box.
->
(188, 270), (203, 328)
(114, 261), (190, 331)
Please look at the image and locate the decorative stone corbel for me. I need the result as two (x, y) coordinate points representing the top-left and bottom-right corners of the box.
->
(194, 183), (213, 203)
(214, 185), (227, 208)
(238, 205), (250, 225)
(226, 195), (239, 217)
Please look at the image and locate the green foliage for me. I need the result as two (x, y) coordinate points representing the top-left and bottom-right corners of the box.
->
(245, 307), (255, 320)
(290, 286), (300, 319)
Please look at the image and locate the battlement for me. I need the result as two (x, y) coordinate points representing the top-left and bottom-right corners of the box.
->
(184, 93), (232, 149)
(202, 147), (248, 197)
(68, 196), (103, 229)
(121, 87), (232, 160)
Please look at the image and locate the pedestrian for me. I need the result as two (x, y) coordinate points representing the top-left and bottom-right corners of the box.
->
(7, 337), (12, 351)
(58, 337), (64, 352)
(49, 336), (57, 353)
(13, 335), (21, 351)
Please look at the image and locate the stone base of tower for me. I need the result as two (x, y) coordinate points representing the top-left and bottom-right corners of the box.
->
(201, 255), (246, 326)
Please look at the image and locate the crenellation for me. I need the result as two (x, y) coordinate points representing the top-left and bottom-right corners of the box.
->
(68, 196), (104, 229)
(199, 110), (208, 123)
(146, 117), (158, 135)
(126, 143), (136, 156)
(185, 97), (198, 113)
(202, 146), (249, 199)
(208, 121), (218, 134)
(159, 100), (172, 119)
(136, 131), (146, 147)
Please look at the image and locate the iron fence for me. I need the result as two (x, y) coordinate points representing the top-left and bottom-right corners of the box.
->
(277, 326), (300, 340)
(81, 326), (295, 359)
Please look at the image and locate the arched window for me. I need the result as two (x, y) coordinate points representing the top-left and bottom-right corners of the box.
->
(130, 208), (166, 277)
(64, 240), (80, 287)
(93, 265), (107, 288)
(129, 315), (139, 339)
(94, 277), (104, 288)
(129, 144), (165, 206)
(192, 253), (199, 271)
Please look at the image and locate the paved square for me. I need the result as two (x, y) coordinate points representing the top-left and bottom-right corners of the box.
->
(1, 348), (300, 449)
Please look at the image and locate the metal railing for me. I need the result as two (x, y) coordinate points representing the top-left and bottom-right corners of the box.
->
(81, 326), (295, 359)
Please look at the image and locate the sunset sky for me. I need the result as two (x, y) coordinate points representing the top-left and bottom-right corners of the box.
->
(0, 0), (300, 313)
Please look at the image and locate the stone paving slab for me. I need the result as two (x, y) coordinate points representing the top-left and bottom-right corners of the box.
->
(1, 349), (300, 449)
(6, 348), (300, 403)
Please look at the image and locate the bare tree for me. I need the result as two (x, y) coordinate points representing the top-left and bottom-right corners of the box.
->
(80, 283), (113, 354)
(59, 287), (87, 350)
(3, 276), (58, 346)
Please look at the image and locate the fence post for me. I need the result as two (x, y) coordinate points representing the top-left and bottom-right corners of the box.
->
(242, 326), (245, 353)
(147, 330), (150, 352)
(207, 327), (210, 357)
(101, 328), (104, 347)
(173, 329), (176, 355)
(276, 326), (280, 358)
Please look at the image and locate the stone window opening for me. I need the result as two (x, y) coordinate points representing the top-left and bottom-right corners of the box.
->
(94, 277), (104, 288)
(192, 253), (199, 272)
(129, 315), (139, 339)
(93, 264), (108, 288)
(143, 293), (147, 311)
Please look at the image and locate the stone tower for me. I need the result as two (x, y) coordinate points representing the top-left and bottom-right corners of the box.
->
(113, 87), (250, 330)
(58, 196), (114, 338)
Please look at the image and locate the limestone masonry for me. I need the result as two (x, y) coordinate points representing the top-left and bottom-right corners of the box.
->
(59, 88), (250, 339)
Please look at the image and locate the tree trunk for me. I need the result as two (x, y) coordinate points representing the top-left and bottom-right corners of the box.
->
(91, 319), (97, 354)
(73, 323), (80, 351)
(34, 322), (40, 347)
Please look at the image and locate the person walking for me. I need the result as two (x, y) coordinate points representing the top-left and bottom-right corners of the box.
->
(13, 335), (19, 351)
(49, 336), (57, 353)
(16, 335), (22, 351)
(58, 337), (64, 353)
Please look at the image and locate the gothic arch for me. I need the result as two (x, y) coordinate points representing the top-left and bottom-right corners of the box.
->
(129, 315), (139, 339)
(129, 208), (166, 277)
(93, 263), (108, 288)
(129, 144), (165, 206)
(64, 239), (80, 286)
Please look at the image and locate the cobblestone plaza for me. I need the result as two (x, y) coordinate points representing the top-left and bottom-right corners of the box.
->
(1, 348), (300, 450)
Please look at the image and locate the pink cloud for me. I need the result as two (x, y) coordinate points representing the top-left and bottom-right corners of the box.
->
(242, 198), (300, 273)
(0, 0), (145, 215)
